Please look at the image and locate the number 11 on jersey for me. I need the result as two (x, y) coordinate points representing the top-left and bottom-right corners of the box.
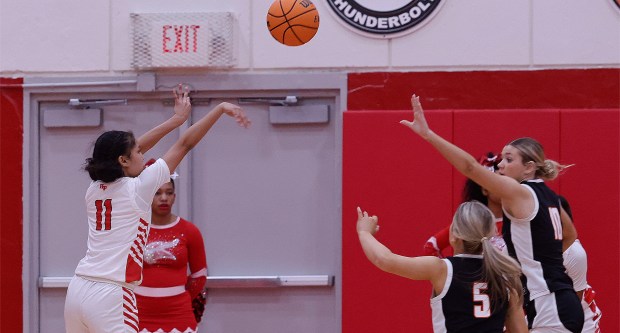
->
(95, 199), (112, 230)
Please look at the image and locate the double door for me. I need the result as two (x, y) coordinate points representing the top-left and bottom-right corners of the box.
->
(37, 94), (340, 332)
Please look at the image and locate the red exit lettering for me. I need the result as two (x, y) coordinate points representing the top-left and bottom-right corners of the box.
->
(162, 25), (201, 53)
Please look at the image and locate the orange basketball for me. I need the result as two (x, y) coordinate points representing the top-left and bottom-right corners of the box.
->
(267, 0), (319, 46)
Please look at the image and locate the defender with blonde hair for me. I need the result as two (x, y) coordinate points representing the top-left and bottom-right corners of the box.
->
(356, 202), (527, 333)
(401, 94), (584, 332)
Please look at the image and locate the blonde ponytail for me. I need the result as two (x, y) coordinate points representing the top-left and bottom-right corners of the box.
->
(508, 137), (572, 181)
(480, 238), (523, 307)
(451, 201), (523, 307)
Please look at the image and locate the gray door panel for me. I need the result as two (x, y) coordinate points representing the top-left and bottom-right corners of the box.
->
(192, 98), (338, 332)
(38, 96), (339, 333)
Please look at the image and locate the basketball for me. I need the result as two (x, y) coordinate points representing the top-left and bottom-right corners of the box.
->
(267, 0), (319, 46)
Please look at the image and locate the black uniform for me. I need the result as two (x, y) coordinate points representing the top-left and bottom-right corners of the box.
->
(431, 255), (507, 333)
(502, 179), (583, 332)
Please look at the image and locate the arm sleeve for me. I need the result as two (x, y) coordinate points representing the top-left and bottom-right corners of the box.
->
(433, 226), (451, 251)
(134, 158), (171, 212)
(424, 226), (451, 257)
(186, 276), (207, 299)
(184, 220), (207, 298)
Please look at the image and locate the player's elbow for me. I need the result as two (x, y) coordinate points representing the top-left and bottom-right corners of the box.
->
(175, 138), (195, 154)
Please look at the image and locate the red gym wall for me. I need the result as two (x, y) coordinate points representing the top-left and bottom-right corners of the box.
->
(343, 69), (620, 332)
(0, 78), (24, 333)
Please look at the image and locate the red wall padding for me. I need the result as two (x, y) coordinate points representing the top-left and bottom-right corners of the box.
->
(559, 109), (619, 332)
(343, 110), (453, 333)
(343, 109), (619, 333)
(0, 78), (24, 333)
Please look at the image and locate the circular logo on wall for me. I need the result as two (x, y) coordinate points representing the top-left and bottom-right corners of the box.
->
(326, 0), (445, 38)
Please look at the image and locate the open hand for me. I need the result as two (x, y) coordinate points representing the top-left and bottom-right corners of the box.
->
(218, 102), (251, 128)
(356, 207), (380, 235)
(400, 94), (431, 139)
(173, 84), (192, 121)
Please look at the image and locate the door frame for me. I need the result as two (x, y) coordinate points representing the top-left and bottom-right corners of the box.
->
(23, 72), (347, 332)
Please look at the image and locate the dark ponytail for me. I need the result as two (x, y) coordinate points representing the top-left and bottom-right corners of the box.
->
(84, 131), (136, 182)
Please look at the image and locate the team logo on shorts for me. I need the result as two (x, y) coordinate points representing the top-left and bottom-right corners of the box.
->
(326, 0), (444, 38)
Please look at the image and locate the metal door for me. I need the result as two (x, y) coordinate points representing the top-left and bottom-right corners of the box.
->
(37, 95), (339, 332)
(191, 98), (338, 332)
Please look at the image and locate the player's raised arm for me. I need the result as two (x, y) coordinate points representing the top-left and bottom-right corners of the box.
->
(356, 207), (445, 283)
(162, 101), (250, 175)
(137, 84), (192, 154)
(399, 94), (530, 218)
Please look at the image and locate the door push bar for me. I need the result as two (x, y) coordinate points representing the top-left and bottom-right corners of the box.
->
(39, 275), (333, 289)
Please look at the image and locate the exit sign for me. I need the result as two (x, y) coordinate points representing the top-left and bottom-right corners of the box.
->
(131, 12), (235, 69)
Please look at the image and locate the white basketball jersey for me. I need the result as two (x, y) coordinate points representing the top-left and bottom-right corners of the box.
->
(75, 158), (170, 287)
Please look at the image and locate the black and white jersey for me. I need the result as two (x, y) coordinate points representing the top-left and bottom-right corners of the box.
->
(431, 255), (508, 333)
(502, 179), (574, 302)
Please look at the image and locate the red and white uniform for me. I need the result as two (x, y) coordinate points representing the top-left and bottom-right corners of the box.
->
(65, 158), (171, 333)
(135, 217), (207, 333)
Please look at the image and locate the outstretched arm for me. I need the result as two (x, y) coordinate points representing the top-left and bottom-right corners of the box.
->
(162, 102), (250, 174)
(399, 95), (532, 218)
(138, 84), (192, 154)
(356, 207), (445, 289)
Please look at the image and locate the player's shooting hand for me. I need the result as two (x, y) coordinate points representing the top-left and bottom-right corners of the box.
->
(400, 94), (431, 139)
(357, 207), (380, 235)
(173, 84), (192, 121)
(217, 102), (251, 128)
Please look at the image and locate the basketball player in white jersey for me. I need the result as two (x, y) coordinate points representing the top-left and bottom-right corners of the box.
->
(401, 94), (584, 332)
(64, 85), (250, 333)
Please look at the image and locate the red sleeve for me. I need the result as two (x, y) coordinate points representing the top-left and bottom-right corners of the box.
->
(186, 276), (207, 299)
(183, 219), (207, 275)
(182, 219), (207, 298)
(423, 225), (452, 257)
(433, 226), (451, 251)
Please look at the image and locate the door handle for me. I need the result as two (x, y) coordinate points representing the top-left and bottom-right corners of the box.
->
(39, 275), (333, 288)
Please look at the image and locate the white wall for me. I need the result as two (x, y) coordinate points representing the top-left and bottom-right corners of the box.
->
(1, 0), (619, 75)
